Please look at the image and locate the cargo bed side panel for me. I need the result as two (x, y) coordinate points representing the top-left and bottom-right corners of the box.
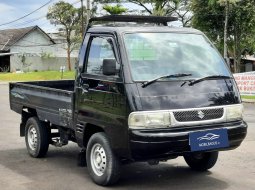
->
(10, 83), (74, 128)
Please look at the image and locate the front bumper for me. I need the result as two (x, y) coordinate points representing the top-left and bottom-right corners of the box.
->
(129, 120), (247, 160)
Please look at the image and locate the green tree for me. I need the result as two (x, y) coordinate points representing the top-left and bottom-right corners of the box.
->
(173, 0), (192, 26)
(47, 1), (82, 71)
(209, 0), (239, 59)
(95, 0), (180, 16)
(95, 0), (193, 26)
(192, 0), (255, 72)
(103, 4), (127, 15)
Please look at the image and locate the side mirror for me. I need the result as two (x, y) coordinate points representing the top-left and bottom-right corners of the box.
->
(102, 59), (116, 76)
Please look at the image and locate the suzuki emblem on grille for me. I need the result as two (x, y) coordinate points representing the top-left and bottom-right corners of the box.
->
(197, 110), (205, 119)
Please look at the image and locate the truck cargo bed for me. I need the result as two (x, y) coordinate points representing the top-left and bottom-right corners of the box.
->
(9, 80), (75, 128)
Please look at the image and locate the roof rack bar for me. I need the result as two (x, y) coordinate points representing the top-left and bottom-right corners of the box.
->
(86, 15), (178, 31)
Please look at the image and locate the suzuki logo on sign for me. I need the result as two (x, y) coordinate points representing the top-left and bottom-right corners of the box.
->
(197, 133), (220, 141)
(197, 110), (205, 119)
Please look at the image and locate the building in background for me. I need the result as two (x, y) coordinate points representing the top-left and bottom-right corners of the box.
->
(0, 26), (78, 72)
(242, 55), (255, 72)
(47, 31), (79, 58)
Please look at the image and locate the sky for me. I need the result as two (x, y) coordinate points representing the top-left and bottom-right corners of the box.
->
(0, 0), (182, 33)
(0, 0), (80, 33)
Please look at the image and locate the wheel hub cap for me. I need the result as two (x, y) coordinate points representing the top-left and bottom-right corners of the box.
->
(27, 125), (38, 150)
(90, 143), (107, 176)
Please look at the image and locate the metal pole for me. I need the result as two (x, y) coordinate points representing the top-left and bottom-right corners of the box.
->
(81, 0), (84, 36)
(86, 0), (90, 25)
(223, 1), (229, 59)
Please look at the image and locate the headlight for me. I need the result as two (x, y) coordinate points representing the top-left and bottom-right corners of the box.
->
(226, 104), (243, 121)
(128, 112), (171, 128)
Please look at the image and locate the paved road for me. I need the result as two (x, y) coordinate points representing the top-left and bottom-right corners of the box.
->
(0, 83), (254, 190)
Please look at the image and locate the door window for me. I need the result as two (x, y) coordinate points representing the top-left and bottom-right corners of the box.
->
(86, 37), (117, 75)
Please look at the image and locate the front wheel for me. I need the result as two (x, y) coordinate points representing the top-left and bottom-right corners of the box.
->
(25, 117), (49, 158)
(184, 151), (218, 171)
(86, 132), (120, 186)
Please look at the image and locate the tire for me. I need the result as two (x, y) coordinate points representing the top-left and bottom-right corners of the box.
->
(86, 132), (120, 186)
(25, 117), (49, 158)
(184, 151), (218, 171)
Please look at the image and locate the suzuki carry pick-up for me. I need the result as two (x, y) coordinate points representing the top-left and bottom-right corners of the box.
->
(9, 15), (247, 186)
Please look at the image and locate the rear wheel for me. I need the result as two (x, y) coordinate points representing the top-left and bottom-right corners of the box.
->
(25, 117), (49, 158)
(86, 132), (120, 186)
(184, 151), (218, 171)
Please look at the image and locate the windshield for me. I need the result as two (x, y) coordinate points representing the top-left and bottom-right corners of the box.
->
(123, 32), (230, 81)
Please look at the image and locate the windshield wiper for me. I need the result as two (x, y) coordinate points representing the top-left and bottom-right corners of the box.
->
(188, 75), (233, 86)
(141, 73), (192, 88)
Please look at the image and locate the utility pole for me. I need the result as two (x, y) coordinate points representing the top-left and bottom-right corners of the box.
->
(223, 1), (229, 59)
(86, 0), (90, 25)
(81, 0), (84, 36)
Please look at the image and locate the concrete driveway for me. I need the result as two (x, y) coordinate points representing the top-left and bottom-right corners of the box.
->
(0, 83), (254, 190)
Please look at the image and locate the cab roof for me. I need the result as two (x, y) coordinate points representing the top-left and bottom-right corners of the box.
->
(87, 26), (203, 35)
(86, 15), (203, 35)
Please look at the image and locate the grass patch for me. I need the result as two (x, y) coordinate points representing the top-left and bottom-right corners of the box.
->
(241, 95), (255, 100)
(0, 71), (75, 82)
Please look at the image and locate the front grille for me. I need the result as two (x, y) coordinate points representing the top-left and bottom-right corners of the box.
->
(173, 108), (224, 122)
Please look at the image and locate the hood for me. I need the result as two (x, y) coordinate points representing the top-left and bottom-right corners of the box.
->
(126, 79), (241, 111)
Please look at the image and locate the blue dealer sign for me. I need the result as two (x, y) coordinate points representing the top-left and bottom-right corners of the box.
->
(189, 128), (229, 152)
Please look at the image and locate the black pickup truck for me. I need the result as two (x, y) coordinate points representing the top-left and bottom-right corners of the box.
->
(10, 15), (247, 186)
